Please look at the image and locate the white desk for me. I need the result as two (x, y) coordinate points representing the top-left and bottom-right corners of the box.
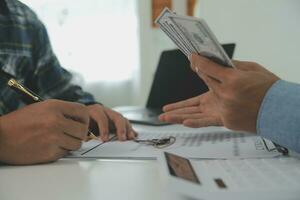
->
(0, 158), (180, 200)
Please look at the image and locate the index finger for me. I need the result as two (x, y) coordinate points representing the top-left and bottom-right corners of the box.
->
(190, 54), (233, 82)
(52, 100), (89, 125)
(61, 117), (89, 140)
(163, 96), (200, 112)
(104, 108), (127, 141)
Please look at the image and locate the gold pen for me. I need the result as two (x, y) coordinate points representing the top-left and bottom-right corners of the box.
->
(2, 70), (98, 140)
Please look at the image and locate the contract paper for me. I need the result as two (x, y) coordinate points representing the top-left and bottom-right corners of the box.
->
(159, 152), (300, 200)
(66, 125), (281, 159)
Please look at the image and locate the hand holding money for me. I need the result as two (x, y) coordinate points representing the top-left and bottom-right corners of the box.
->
(155, 8), (234, 68)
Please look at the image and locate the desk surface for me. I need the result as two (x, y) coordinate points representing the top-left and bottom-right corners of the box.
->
(0, 158), (181, 200)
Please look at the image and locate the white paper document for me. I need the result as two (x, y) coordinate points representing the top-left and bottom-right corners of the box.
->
(158, 152), (300, 200)
(66, 125), (281, 159)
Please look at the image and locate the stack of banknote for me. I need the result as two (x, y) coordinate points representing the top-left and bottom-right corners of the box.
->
(155, 8), (234, 67)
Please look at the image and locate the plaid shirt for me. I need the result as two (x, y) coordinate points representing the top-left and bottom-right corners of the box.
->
(0, 0), (96, 115)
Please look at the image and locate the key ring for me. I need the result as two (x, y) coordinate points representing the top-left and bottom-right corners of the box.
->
(134, 136), (176, 149)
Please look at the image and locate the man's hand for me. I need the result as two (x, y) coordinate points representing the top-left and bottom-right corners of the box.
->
(0, 100), (90, 165)
(188, 54), (280, 133)
(160, 54), (279, 133)
(87, 104), (136, 142)
(159, 91), (223, 128)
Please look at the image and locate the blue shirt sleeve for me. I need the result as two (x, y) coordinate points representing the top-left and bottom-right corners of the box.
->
(257, 80), (300, 153)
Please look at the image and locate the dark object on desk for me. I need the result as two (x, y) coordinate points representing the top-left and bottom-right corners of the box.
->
(116, 43), (236, 126)
(134, 136), (176, 149)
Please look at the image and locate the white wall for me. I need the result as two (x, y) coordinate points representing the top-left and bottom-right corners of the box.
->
(136, 0), (300, 105)
(195, 0), (300, 83)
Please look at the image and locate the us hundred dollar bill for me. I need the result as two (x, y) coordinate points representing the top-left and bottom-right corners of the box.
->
(155, 8), (234, 67)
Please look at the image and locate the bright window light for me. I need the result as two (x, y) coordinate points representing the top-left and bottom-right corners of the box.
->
(21, 0), (139, 82)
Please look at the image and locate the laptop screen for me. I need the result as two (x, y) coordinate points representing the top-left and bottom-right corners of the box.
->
(146, 43), (236, 109)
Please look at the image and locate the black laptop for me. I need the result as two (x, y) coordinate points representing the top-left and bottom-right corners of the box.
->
(115, 43), (236, 125)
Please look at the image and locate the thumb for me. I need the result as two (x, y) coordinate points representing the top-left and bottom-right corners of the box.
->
(233, 60), (267, 72)
(233, 60), (255, 71)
